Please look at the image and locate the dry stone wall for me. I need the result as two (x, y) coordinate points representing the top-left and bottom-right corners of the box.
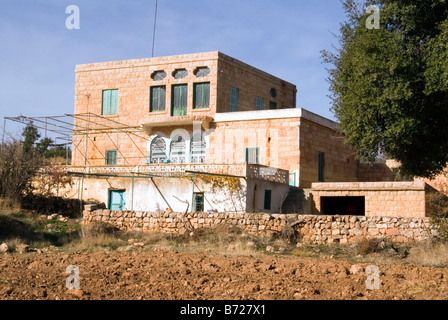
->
(82, 209), (437, 244)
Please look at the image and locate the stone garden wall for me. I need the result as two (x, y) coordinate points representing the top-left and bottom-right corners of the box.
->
(82, 208), (437, 244)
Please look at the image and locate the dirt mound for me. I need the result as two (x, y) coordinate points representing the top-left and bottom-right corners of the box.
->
(0, 250), (447, 300)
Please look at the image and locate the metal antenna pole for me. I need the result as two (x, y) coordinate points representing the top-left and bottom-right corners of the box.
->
(152, 0), (158, 57)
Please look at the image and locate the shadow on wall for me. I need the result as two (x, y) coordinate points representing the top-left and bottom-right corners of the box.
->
(20, 195), (105, 218)
(280, 187), (306, 214)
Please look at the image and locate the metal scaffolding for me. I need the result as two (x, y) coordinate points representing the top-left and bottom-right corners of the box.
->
(2, 112), (150, 165)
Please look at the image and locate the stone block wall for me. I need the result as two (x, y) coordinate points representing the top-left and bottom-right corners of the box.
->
(311, 181), (427, 217)
(82, 209), (437, 244)
(216, 52), (297, 113)
(298, 115), (359, 188)
(357, 162), (395, 182)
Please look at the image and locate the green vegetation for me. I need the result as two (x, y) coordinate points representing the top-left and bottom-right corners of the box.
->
(323, 0), (448, 178)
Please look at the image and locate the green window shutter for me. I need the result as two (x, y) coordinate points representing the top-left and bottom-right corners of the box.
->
(150, 86), (166, 112)
(256, 97), (264, 110)
(245, 147), (260, 164)
(102, 90), (110, 115)
(194, 83), (210, 109)
(172, 84), (188, 116)
(106, 150), (118, 165)
(230, 87), (239, 112)
(318, 152), (325, 182)
(110, 89), (119, 114)
(109, 190), (126, 211)
(102, 89), (118, 115)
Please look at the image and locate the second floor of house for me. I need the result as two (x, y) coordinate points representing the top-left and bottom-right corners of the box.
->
(74, 51), (297, 128)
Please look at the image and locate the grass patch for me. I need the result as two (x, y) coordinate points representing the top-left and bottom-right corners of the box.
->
(3, 207), (448, 268)
(406, 240), (448, 267)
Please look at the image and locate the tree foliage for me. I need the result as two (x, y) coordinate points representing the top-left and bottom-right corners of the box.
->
(323, 0), (448, 178)
(0, 139), (42, 200)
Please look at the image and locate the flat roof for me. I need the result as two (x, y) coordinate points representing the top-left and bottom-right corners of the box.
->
(214, 108), (340, 131)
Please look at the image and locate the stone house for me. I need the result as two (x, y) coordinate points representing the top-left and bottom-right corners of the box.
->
(67, 51), (428, 217)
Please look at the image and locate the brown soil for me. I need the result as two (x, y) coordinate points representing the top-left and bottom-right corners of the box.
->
(1, 250), (447, 300)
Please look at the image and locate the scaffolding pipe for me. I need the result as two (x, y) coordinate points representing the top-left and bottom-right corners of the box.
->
(84, 113), (90, 166)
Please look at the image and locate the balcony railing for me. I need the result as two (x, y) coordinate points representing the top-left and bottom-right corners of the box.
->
(63, 163), (289, 184)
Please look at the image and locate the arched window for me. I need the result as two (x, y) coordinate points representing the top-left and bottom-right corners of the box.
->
(190, 133), (206, 163)
(150, 136), (167, 163)
(170, 135), (186, 163)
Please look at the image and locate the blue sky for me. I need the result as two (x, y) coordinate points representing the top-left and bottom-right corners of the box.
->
(0, 0), (347, 139)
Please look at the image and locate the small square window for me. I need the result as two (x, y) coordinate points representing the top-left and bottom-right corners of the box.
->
(105, 150), (118, 165)
(269, 101), (277, 110)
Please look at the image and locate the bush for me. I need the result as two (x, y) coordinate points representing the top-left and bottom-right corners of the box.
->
(0, 139), (43, 201)
(426, 190), (448, 242)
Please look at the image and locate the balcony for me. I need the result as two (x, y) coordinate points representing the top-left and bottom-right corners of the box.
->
(64, 163), (289, 184)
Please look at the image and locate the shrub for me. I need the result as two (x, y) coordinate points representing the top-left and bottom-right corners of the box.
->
(426, 190), (448, 242)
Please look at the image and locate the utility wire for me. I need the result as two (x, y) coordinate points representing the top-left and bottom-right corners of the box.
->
(152, 0), (158, 57)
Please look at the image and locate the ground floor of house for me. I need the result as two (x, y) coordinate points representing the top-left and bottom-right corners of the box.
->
(53, 163), (432, 218)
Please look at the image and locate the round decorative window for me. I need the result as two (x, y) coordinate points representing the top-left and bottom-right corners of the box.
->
(194, 67), (211, 77)
(151, 70), (167, 81)
(173, 69), (188, 80)
(270, 88), (277, 98)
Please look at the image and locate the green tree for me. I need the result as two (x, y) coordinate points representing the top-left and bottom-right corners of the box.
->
(36, 137), (53, 156)
(323, 0), (448, 178)
(21, 121), (40, 154)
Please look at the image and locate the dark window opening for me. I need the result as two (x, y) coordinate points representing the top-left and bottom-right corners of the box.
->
(318, 152), (325, 182)
(321, 196), (365, 216)
(193, 192), (204, 212)
(264, 190), (272, 210)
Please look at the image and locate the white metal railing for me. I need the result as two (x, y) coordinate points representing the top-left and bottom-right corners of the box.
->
(62, 163), (289, 184)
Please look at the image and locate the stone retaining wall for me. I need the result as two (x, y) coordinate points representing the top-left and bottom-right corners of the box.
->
(82, 209), (438, 244)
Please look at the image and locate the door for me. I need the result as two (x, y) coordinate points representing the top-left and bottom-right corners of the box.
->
(109, 190), (126, 211)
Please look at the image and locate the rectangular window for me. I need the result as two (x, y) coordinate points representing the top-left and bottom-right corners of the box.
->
(105, 150), (118, 165)
(150, 86), (166, 112)
(269, 101), (277, 110)
(102, 89), (119, 115)
(193, 192), (204, 212)
(318, 152), (325, 182)
(193, 82), (210, 109)
(245, 147), (260, 165)
(264, 190), (272, 210)
(230, 87), (239, 112)
(172, 84), (188, 116)
(256, 96), (264, 110)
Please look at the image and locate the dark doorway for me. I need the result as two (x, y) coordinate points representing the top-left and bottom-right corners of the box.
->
(321, 196), (365, 216)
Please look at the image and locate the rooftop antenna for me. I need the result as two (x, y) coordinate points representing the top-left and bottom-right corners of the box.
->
(151, 0), (158, 57)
